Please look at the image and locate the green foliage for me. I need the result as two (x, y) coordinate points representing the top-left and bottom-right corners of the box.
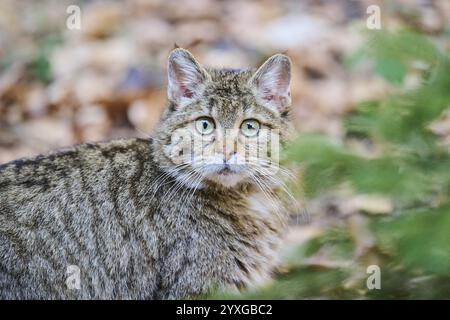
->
(216, 267), (352, 300)
(217, 30), (450, 299)
(287, 30), (450, 299)
(286, 134), (444, 208)
(375, 205), (450, 276)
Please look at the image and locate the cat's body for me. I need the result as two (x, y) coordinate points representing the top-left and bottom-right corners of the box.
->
(0, 49), (293, 299)
(0, 138), (282, 299)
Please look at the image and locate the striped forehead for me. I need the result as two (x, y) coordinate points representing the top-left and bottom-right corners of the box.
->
(209, 97), (241, 128)
(205, 69), (254, 128)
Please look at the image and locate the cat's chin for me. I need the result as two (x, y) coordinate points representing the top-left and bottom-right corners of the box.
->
(205, 172), (246, 188)
(190, 163), (247, 188)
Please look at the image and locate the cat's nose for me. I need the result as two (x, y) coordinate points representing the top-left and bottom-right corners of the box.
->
(223, 148), (237, 163)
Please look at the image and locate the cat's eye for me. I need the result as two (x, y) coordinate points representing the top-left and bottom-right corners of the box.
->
(195, 117), (215, 135)
(240, 119), (260, 137)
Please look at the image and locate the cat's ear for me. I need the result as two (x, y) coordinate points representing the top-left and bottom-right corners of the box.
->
(167, 48), (210, 109)
(249, 54), (292, 112)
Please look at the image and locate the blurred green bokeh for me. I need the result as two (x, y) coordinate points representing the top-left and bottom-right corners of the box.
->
(214, 30), (450, 299)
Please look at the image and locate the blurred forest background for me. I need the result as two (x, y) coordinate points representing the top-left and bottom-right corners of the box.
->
(1, 0), (450, 299)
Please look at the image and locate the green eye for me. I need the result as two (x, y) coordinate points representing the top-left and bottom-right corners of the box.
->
(195, 117), (215, 135)
(240, 119), (260, 137)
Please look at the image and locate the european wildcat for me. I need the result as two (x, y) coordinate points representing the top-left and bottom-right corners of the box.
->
(0, 48), (293, 299)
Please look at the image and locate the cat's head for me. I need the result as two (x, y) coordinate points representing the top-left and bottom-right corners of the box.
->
(153, 48), (292, 189)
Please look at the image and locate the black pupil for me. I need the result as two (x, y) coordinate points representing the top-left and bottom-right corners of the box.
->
(202, 121), (208, 130)
(247, 123), (253, 130)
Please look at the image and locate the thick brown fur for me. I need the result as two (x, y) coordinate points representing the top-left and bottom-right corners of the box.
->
(0, 49), (293, 299)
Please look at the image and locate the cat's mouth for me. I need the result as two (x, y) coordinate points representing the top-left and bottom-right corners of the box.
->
(217, 165), (234, 176)
(200, 163), (247, 187)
